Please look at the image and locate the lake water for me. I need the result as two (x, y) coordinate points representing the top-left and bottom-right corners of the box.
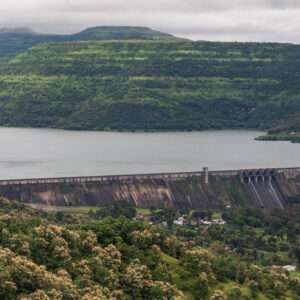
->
(0, 127), (299, 180)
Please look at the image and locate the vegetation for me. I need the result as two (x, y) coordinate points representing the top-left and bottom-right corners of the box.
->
(1, 198), (300, 299)
(0, 31), (64, 69)
(72, 26), (182, 42)
(255, 132), (300, 143)
(0, 27), (300, 132)
(0, 26), (181, 68)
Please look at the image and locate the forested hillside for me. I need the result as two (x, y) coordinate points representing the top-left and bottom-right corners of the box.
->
(0, 27), (300, 134)
(0, 30), (64, 67)
(0, 27), (180, 68)
(1, 198), (300, 300)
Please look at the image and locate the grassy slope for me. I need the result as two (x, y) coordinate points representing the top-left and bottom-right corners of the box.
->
(0, 32), (67, 68)
(72, 26), (182, 41)
(1, 34), (300, 131)
(0, 26), (181, 67)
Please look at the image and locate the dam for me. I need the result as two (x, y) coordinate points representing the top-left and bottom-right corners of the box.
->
(0, 167), (299, 211)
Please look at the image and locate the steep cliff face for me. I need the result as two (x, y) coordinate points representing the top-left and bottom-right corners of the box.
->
(0, 169), (299, 211)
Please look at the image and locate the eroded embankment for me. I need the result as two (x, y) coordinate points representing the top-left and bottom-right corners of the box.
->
(0, 168), (299, 211)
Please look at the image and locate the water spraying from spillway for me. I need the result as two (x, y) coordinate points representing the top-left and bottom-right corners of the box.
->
(241, 169), (287, 210)
(268, 181), (284, 209)
(250, 182), (264, 208)
(247, 180), (284, 210)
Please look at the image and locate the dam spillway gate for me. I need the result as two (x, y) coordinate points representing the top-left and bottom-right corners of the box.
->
(240, 169), (278, 184)
(239, 169), (284, 210)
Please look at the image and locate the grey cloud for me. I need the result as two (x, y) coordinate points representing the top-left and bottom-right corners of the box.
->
(43, 0), (300, 13)
(270, 0), (300, 9)
(1, 0), (300, 44)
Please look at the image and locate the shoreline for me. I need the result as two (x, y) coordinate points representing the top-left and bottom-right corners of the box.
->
(2, 125), (299, 144)
(255, 133), (300, 144)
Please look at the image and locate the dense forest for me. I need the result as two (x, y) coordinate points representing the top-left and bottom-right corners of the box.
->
(1, 198), (300, 299)
(0, 26), (300, 138)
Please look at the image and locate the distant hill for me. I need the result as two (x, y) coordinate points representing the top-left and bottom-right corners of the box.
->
(0, 27), (36, 34)
(1, 35), (300, 132)
(72, 26), (182, 41)
(0, 26), (182, 67)
(0, 29), (64, 67)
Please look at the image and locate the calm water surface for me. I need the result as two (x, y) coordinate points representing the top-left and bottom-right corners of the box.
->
(0, 128), (299, 180)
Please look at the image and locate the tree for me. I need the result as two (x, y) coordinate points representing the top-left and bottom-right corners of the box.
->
(226, 287), (242, 300)
(210, 290), (228, 300)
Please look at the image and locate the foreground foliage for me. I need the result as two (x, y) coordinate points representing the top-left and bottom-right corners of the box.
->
(1, 198), (300, 299)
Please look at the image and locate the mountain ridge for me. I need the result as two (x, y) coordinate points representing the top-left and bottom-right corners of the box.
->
(72, 26), (183, 41)
(0, 27), (37, 35)
(0, 25), (183, 67)
(0, 26), (300, 135)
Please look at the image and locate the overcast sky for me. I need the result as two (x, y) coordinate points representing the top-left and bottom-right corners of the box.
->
(1, 0), (300, 43)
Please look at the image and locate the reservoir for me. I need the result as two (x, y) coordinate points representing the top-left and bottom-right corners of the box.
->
(0, 128), (299, 180)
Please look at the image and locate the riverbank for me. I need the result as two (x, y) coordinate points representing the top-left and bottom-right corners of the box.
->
(255, 132), (300, 143)
(3, 123), (300, 145)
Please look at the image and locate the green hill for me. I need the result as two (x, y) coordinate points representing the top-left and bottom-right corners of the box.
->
(0, 26), (182, 68)
(0, 27), (300, 133)
(0, 27), (36, 34)
(71, 26), (183, 41)
(0, 30), (64, 68)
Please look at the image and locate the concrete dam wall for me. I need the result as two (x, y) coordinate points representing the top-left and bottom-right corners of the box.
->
(0, 168), (300, 211)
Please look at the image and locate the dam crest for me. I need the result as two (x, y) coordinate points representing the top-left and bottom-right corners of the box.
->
(0, 167), (299, 211)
